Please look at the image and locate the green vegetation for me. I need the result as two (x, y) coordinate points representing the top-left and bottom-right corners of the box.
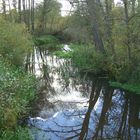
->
(34, 35), (59, 46)
(0, 17), (36, 139)
(0, 0), (140, 138)
(110, 82), (140, 94)
(54, 50), (72, 59)
(0, 18), (33, 67)
(0, 59), (36, 130)
(53, 44), (72, 58)
(71, 44), (106, 74)
(71, 43), (140, 94)
(0, 126), (32, 140)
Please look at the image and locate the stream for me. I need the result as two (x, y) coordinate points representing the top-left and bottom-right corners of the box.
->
(27, 45), (140, 140)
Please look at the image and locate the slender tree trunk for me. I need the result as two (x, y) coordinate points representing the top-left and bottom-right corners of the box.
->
(12, 0), (17, 11)
(31, 0), (35, 32)
(92, 83), (113, 139)
(39, 0), (51, 33)
(86, 0), (106, 53)
(7, 0), (13, 20)
(131, 0), (136, 15)
(22, 0), (26, 23)
(2, 0), (6, 18)
(138, 0), (140, 8)
(105, 0), (115, 55)
(79, 78), (102, 140)
(117, 97), (128, 139)
(12, 0), (17, 10)
(123, 0), (131, 60)
(18, 0), (22, 22)
(27, 0), (30, 29)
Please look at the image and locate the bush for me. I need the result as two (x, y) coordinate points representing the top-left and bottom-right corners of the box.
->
(71, 44), (107, 74)
(34, 35), (59, 46)
(71, 43), (140, 94)
(0, 17), (33, 67)
(0, 59), (36, 130)
(0, 126), (32, 140)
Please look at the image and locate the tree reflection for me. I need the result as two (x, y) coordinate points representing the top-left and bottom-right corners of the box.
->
(78, 78), (140, 140)
(27, 48), (140, 139)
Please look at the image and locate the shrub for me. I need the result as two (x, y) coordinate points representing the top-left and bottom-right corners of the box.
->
(0, 17), (33, 67)
(0, 59), (36, 130)
(34, 35), (59, 46)
(71, 44), (107, 74)
(71, 43), (140, 94)
(0, 126), (32, 140)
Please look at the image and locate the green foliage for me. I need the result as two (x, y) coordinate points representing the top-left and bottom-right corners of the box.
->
(53, 44), (72, 59)
(71, 44), (106, 74)
(0, 17), (33, 67)
(71, 43), (140, 94)
(0, 126), (32, 140)
(0, 59), (36, 129)
(34, 35), (59, 46)
(110, 82), (140, 94)
(35, 0), (63, 35)
(54, 51), (72, 59)
(64, 13), (91, 43)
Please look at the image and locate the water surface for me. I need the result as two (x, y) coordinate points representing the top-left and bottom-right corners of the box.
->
(28, 45), (140, 140)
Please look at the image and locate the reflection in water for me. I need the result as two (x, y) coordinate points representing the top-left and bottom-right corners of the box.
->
(27, 46), (140, 140)
(79, 85), (140, 140)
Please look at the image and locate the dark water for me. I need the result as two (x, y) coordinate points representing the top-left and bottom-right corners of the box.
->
(27, 46), (140, 140)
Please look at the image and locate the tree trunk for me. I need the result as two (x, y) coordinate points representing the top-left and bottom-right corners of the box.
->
(117, 97), (128, 140)
(131, 0), (136, 15)
(18, 0), (22, 22)
(26, 0), (31, 29)
(12, 0), (17, 11)
(122, 0), (131, 60)
(22, 0), (26, 23)
(79, 78), (102, 140)
(31, 0), (35, 32)
(2, 0), (6, 18)
(93, 85), (113, 139)
(105, 0), (115, 55)
(86, 0), (106, 53)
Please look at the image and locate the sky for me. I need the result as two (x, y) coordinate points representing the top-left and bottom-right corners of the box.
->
(0, 0), (122, 16)
(59, 0), (122, 16)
